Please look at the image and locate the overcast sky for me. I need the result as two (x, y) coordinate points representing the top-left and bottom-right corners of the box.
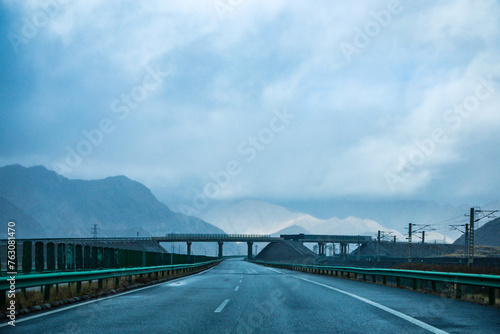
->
(1, 0), (499, 211)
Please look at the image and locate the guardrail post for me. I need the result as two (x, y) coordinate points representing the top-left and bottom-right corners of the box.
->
(431, 281), (437, 291)
(97, 247), (104, 268)
(103, 248), (110, 268)
(91, 247), (98, 269)
(76, 281), (82, 294)
(128, 250), (133, 267)
(84, 246), (91, 269)
(44, 284), (51, 302)
(57, 243), (66, 270)
(47, 242), (55, 271)
(67, 244), (75, 270)
(383, 276), (387, 285)
(489, 288), (496, 305)
(22, 240), (32, 273)
(396, 277), (401, 287)
(118, 249), (125, 268)
(455, 284), (462, 299)
(76, 245), (83, 269)
(35, 241), (44, 272)
(98, 279), (103, 290)
(372, 275), (376, 283)
(111, 248), (118, 268)
(412, 278), (417, 290)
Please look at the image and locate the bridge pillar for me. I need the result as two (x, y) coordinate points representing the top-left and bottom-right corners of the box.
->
(341, 243), (347, 259)
(247, 242), (254, 259)
(218, 242), (223, 258)
(318, 242), (325, 256)
(187, 242), (192, 256)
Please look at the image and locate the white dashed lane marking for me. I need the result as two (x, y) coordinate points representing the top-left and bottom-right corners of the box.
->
(214, 299), (230, 313)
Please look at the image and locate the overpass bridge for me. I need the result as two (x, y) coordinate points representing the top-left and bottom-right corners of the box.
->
(4, 234), (372, 260)
(107, 233), (372, 258)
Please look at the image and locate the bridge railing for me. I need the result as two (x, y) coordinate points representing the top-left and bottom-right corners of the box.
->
(250, 260), (500, 305)
(158, 234), (275, 240)
(0, 240), (217, 275)
(0, 260), (221, 310)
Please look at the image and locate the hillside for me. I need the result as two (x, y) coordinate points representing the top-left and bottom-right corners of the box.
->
(0, 196), (47, 238)
(0, 165), (225, 238)
(453, 217), (500, 246)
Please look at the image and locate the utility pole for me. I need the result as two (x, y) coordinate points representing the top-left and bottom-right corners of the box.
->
(394, 236), (397, 244)
(469, 207), (475, 266)
(408, 223), (412, 263)
(450, 222), (471, 259)
(464, 207), (498, 266)
(91, 224), (99, 238)
(422, 231), (425, 244)
(464, 223), (469, 259)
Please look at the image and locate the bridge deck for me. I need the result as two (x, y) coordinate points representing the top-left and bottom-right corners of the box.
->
(2, 234), (372, 244)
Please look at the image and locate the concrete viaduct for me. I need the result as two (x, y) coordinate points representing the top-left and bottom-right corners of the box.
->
(6, 234), (372, 260)
(152, 234), (372, 259)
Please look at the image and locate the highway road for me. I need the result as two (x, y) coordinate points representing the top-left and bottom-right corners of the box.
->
(2, 258), (499, 333)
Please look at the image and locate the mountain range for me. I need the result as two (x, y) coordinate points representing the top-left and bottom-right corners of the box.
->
(0, 164), (224, 238)
(2, 165), (496, 249)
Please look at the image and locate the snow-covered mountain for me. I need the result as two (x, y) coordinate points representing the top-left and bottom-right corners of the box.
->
(200, 200), (304, 234)
(199, 199), (454, 243)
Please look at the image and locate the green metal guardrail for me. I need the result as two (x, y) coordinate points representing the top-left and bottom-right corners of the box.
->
(250, 260), (500, 305)
(0, 260), (221, 310)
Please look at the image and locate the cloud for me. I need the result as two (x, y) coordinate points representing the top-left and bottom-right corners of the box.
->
(1, 0), (499, 206)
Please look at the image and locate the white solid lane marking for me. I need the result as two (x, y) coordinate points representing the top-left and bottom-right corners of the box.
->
(295, 276), (449, 334)
(214, 299), (230, 313)
(235, 286), (240, 291)
(267, 267), (282, 274)
(0, 265), (219, 327)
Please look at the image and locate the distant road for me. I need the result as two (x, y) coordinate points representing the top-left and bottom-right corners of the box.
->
(2, 259), (499, 333)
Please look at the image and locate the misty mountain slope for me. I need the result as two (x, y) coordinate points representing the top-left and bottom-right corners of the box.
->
(0, 196), (47, 238)
(273, 225), (311, 236)
(453, 217), (500, 246)
(0, 165), (225, 238)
